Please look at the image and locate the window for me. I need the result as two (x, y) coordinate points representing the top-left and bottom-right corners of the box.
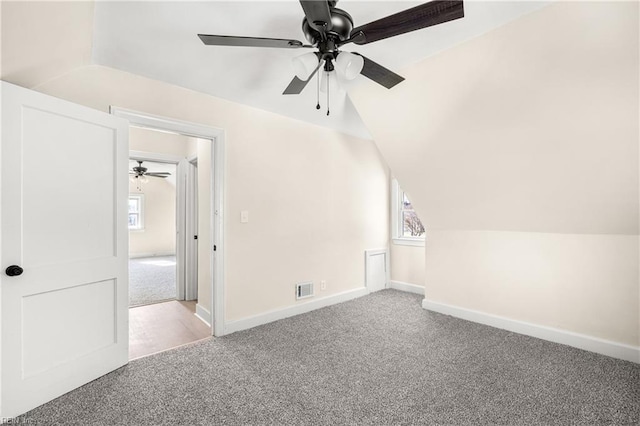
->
(391, 179), (425, 246)
(128, 194), (144, 230)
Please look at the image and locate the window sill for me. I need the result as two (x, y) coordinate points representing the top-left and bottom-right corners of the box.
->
(392, 238), (425, 247)
(129, 228), (145, 233)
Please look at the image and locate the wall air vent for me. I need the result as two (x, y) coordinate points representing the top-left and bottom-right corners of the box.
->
(296, 282), (314, 300)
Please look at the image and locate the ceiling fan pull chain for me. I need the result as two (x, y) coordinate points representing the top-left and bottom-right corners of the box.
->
(316, 69), (321, 110)
(326, 72), (330, 116)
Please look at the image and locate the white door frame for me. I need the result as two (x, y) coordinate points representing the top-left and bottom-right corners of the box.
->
(112, 107), (225, 337)
(185, 156), (199, 301)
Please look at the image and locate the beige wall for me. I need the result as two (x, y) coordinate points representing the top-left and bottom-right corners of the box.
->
(390, 244), (425, 286)
(351, 2), (639, 346)
(130, 126), (196, 158)
(426, 231), (639, 345)
(32, 65), (389, 320)
(0, 1), (94, 88)
(128, 171), (176, 257)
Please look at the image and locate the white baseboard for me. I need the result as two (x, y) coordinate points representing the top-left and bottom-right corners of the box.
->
(128, 252), (176, 259)
(422, 299), (640, 364)
(389, 280), (425, 295)
(195, 303), (211, 327)
(224, 287), (369, 335)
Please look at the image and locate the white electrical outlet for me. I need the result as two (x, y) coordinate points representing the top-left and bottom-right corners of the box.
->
(320, 280), (326, 290)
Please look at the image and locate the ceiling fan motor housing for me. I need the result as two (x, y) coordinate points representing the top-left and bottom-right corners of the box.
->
(302, 7), (354, 48)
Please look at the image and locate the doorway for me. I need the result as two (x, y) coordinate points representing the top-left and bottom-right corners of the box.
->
(112, 109), (225, 359)
(127, 128), (211, 359)
(111, 108), (225, 339)
(128, 159), (178, 307)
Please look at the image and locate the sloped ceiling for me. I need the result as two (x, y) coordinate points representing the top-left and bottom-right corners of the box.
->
(2, 1), (551, 139)
(350, 1), (639, 234)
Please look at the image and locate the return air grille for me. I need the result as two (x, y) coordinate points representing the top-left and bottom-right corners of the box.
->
(296, 282), (314, 300)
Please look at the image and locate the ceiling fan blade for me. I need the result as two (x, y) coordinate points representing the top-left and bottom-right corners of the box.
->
(283, 61), (322, 95)
(349, 1), (464, 45)
(198, 34), (310, 49)
(299, 0), (333, 31)
(145, 172), (171, 177)
(352, 53), (405, 89)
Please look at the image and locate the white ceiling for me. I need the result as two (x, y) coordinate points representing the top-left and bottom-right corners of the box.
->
(93, 1), (550, 139)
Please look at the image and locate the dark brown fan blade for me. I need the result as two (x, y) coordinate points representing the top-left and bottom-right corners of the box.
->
(353, 53), (405, 89)
(283, 61), (322, 95)
(349, 1), (464, 45)
(299, 0), (333, 31)
(198, 34), (310, 49)
(145, 172), (171, 178)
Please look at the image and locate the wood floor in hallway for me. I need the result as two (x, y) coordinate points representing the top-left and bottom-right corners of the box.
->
(129, 300), (211, 360)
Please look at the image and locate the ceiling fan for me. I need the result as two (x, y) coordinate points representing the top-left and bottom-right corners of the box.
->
(130, 161), (171, 180)
(198, 0), (464, 103)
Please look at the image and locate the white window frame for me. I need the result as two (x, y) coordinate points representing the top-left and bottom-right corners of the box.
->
(128, 194), (145, 231)
(391, 178), (425, 247)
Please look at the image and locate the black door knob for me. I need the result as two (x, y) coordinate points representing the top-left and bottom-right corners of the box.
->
(5, 265), (23, 276)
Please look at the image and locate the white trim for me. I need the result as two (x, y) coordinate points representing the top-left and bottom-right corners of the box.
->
(112, 107), (226, 337)
(365, 248), (390, 292)
(390, 178), (399, 239)
(389, 280), (425, 295)
(392, 238), (425, 247)
(212, 128), (226, 337)
(195, 304), (211, 327)
(224, 287), (369, 335)
(422, 299), (640, 364)
(128, 252), (176, 259)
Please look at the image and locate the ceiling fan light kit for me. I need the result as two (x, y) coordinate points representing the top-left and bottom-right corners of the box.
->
(129, 160), (171, 191)
(335, 51), (364, 81)
(292, 52), (321, 80)
(198, 0), (464, 114)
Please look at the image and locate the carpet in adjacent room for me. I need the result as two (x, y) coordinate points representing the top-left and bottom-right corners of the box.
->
(129, 255), (177, 306)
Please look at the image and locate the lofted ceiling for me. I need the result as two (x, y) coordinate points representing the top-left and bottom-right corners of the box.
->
(92, 1), (550, 139)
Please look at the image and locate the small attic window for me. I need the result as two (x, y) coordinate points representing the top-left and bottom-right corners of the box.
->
(391, 179), (425, 246)
(128, 194), (144, 230)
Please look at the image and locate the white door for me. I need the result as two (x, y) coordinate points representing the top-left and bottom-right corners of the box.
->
(0, 81), (129, 418)
(185, 160), (199, 300)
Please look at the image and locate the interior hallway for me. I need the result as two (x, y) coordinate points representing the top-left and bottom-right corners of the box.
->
(129, 300), (211, 359)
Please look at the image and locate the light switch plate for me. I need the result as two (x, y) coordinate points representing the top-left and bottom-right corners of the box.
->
(240, 210), (249, 223)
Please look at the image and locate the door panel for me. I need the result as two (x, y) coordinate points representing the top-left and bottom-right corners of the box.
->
(1, 81), (129, 418)
(22, 279), (117, 378)
(22, 107), (117, 266)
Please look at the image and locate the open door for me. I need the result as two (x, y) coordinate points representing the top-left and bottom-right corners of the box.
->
(0, 82), (129, 418)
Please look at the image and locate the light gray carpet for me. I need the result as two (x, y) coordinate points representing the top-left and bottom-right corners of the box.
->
(13, 290), (640, 425)
(129, 256), (177, 307)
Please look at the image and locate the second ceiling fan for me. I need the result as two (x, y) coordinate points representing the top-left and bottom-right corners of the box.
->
(198, 1), (464, 97)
